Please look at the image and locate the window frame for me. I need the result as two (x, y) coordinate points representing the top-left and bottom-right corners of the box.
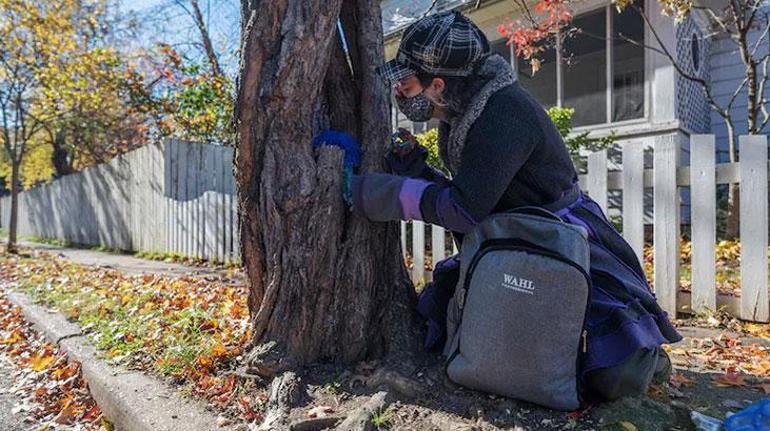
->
(507, 0), (651, 131)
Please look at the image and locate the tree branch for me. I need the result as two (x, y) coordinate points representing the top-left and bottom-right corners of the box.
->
(422, 0), (440, 18)
(758, 41), (770, 131)
(727, 76), (749, 111)
(188, 0), (223, 76)
(751, 16), (770, 57)
(692, 6), (734, 36)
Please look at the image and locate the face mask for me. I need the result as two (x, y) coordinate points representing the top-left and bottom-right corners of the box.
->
(395, 91), (434, 122)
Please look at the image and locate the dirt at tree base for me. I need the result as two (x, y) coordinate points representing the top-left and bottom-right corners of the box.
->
(264, 356), (766, 431)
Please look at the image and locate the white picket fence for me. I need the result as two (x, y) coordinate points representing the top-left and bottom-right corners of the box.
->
(401, 134), (770, 322)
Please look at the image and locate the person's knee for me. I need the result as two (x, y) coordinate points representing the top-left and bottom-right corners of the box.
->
(586, 348), (667, 401)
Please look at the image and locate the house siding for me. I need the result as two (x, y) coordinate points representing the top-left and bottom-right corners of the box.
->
(709, 29), (770, 161)
(676, 16), (712, 135)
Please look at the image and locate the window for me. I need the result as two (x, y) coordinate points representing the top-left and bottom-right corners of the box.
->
(491, 38), (512, 66)
(612, 5), (645, 122)
(564, 9), (607, 126)
(510, 2), (646, 126)
(517, 45), (558, 108)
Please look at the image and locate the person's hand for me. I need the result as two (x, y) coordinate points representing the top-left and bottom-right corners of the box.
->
(390, 128), (418, 157)
(385, 128), (428, 177)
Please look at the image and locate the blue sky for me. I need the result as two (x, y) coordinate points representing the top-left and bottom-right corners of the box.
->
(119, 0), (241, 76)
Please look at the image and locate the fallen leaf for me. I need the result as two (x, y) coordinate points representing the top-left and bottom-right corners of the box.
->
(0, 330), (22, 344)
(30, 353), (55, 372)
(307, 406), (335, 418)
(620, 421), (638, 431)
(670, 372), (697, 388)
(713, 372), (747, 387)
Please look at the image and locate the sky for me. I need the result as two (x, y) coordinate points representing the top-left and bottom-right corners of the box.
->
(115, 0), (462, 75)
(119, 0), (241, 76)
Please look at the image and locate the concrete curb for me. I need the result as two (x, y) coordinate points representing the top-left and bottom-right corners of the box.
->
(6, 289), (238, 431)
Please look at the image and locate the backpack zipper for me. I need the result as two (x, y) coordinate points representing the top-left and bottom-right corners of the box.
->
(447, 238), (592, 365)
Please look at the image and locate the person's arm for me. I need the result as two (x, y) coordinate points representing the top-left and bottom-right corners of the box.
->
(418, 99), (537, 233)
(352, 92), (539, 231)
(385, 130), (451, 187)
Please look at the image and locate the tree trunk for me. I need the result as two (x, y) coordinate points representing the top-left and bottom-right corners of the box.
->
(724, 120), (739, 239)
(235, 0), (417, 378)
(52, 130), (75, 177)
(6, 160), (20, 254)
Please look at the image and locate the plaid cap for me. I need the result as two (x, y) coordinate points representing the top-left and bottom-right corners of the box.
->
(376, 11), (490, 87)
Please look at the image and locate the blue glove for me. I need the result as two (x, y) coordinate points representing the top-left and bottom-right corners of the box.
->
(312, 130), (362, 206)
(724, 399), (770, 431)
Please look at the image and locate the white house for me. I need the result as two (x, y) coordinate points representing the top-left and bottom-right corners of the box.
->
(382, 0), (768, 162)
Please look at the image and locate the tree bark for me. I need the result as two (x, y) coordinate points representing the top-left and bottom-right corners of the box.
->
(235, 0), (417, 377)
(7, 160), (20, 254)
(725, 120), (740, 239)
(52, 130), (75, 177)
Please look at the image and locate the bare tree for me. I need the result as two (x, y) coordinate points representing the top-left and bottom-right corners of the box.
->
(505, 0), (770, 237)
(617, 2), (770, 237)
(171, 0), (223, 76)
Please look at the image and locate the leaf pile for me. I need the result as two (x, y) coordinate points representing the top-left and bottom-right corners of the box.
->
(0, 250), (265, 423)
(0, 290), (108, 430)
(643, 239), (760, 295)
(665, 332), (770, 391)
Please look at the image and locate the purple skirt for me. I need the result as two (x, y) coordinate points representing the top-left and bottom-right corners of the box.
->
(555, 192), (681, 374)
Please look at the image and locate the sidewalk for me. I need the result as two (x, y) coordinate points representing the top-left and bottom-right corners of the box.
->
(0, 360), (28, 431)
(15, 240), (239, 279)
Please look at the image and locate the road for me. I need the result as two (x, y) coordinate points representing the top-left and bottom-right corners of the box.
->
(0, 359), (29, 431)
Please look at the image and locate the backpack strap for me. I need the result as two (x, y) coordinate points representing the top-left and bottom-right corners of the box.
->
(507, 206), (562, 222)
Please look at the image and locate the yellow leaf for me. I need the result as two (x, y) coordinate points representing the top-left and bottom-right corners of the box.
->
(211, 342), (227, 358)
(620, 422), (638, 431)
(0, 330), (22, 344)
(101, 416), (115, 431)
(30, 353), (55, 372)
(197, 356), (213, 368)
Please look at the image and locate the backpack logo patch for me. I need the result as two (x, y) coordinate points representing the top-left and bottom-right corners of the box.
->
(502, 273), (535, 295)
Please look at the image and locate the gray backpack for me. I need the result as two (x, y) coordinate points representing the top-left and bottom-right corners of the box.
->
(443, 207), (591, 411)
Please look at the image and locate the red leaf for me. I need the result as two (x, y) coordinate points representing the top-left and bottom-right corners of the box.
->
(713, 372), (747, 387)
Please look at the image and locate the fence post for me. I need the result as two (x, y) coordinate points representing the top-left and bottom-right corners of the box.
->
(412, 220), (425, 283)
(431, 225), (446, 268)
(653, 134), (680, 316)
(690, 135), (716, 313)
(587, 150), (608, 214)
(401, 221), (407, 260)
(740, 135), (769, 322)
(622, 142), (645, 261)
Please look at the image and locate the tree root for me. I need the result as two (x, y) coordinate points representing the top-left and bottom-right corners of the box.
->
(289, 416), (344, 431)
(247, 340), (298, 378)
(349, 367), (424, 399)
(334, 391), (389, 431)
(258, 371), (306, 431)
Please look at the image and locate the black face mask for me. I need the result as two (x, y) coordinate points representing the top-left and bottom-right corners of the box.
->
(395, 91), (434, 122)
